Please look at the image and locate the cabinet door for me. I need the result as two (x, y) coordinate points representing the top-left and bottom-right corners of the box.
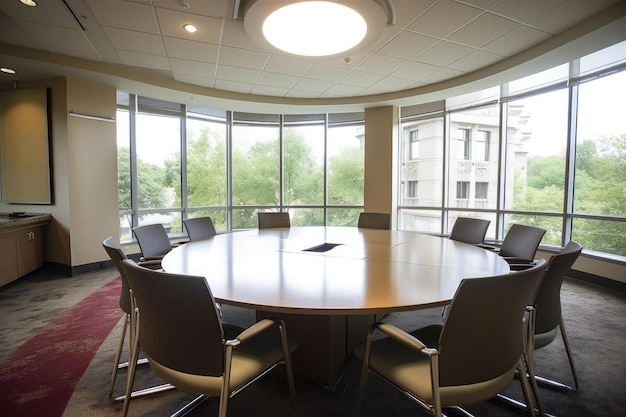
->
(0, 231), (19, 286)
(17, 226), (43, 277)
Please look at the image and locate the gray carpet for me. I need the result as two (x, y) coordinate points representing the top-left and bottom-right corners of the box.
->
(1, 267), (625, 417)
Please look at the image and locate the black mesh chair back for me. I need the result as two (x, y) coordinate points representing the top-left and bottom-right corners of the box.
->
(449, 217), (490, 244)
(183, 216), (217, 241)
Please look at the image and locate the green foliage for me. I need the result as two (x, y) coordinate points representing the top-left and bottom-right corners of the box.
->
(117, 147), (167, 211)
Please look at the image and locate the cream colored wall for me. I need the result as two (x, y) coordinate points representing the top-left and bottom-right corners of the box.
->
(0, 77), (72, 266)
(364, 106), (398, 225)
(65, 78), (118, 266)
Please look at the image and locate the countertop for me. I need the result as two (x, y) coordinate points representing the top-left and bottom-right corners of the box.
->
(0, 213), (52, 231)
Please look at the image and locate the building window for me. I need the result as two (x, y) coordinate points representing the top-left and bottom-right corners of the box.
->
(407, 181), (418, 197)
(476, 130), (490, 161)
(409, 129), (419, 160)
(456, 181), (469, 199)
(475, 182), (488, 199)
(457, 128), (470, 160)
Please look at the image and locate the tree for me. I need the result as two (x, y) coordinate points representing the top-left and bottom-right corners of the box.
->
(117, 147), (167, 211)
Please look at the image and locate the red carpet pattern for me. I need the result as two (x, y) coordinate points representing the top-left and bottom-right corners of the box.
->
(0, 277), (123, 417)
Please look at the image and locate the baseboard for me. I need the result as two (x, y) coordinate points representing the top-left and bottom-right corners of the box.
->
(568, 269), (626, 294)
(44, 253), (144, 277)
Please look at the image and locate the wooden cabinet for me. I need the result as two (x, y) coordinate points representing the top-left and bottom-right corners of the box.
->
(0, 221), (47, 287)
(17, 226), (44, 277)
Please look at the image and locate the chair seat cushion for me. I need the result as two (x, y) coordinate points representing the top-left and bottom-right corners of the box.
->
(147, 331), (297, 396)
(534, 327), (558, 349)
(355, 335), (517, 407)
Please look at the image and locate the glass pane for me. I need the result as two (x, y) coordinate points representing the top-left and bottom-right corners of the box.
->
(232, 208), (258, 229)
(186, 118), (227, 207)
(579, 39), (626, 76)
(449, 105), (500, 210)
(135, 113), (181, 211)
(508, 64), (568, 94)
(138, 211), (183, 236)
(327, 124), (364, 205)
(290, 208), (324, 226)
(503, 214), (561, 246)
(398, 209), (441, 233)
(447, 212), (496, 241)
(116, 109), (131, 214)
(327, 208), (361, 227)
(505, 89), (568, 212)
(187, 209), (227, 232)
(283, 124), (324, 205)
(572, 218), (626, 258)
(232, 123), (280, 205)
(400, 116), (443, 207)
(119, 213), (132, 242)
(574, 70), (626, 217)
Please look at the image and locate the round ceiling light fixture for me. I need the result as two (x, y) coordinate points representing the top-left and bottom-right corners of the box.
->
(244, 0), (391, 59)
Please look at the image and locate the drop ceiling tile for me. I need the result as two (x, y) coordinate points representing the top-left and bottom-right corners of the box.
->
(324, 84), (365, 97)
(256, 71), (300, 89)
(448, 49), (503, 72)
(214, 79), (253, 94)
(86, 0), (159, 34)
(250, 84), (290, 96)
(528, 1), (619, 34)
(292, 78), (334, 93)
(117, 50), (171, 71)
(221, 19), (262, 50)
(415, 41), (473, 67)
(285, 89), (321, 98)
(304, 64), (351, 82)
(459, 0), (502, 10)
(218, 45), (270, 70)
(391, 61), (440, 81)
(378, 31), (439, 59)
(421, 67), (465, 83)
(482, 25), (551, 56)
(19, 21), (95, 53)
(163, 37), (219, 62)
(0, 15), (43, 48)
(169, 58), (216, 77)
(339, 71), (385, 88)
(357, 54), (407, 76)
(489, 0), (563, 23)
(448, 13), (520, 48)
(215, 65), (260, 83)
(365, 76), (416, 93)
(103, 27), (166, 55)
(391, 0), (437, 27)
(174, 74), (215, 88)
(407, 0), (483, 38)
(264, 55), (314, 77)
(152, 0), (228, 18)
(155, 7), (223, 43)
(2, 0), (77, 28)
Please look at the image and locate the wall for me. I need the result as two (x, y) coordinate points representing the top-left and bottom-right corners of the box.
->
(0, 77), (118, 272)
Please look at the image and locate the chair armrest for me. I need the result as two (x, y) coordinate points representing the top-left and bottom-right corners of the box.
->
(139, 255), (164, 262)
(373, 323), (429, 353)
(137, 259), (162, 269)
(233, 318), (279, 344)
(477, 243), (498, 252)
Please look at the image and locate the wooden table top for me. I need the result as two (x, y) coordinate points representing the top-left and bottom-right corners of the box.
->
(162, 226), (510, 315)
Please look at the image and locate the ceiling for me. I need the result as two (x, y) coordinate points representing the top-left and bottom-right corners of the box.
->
(1, 0), (625, 112)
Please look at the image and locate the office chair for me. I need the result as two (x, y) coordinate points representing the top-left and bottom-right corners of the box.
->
(356, 260), (548, 417)
(449, 217), (490, 245)
(183, 216), (217, 241)
(357, 212), (391, 230)
(132, 223), (174, 263)
(481, 224), (546, 267)
(120, 259), (298, 417)
(257, 212), (291, 229)
(101, 237), (173, 404)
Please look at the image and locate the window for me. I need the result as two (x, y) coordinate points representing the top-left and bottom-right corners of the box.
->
(456, 181), (469, 199)
(457, 128), (470, 160)
(407, 181), (418, 198)
(476, 130), (490, 161)
(117, 97), (365, 237)
(397, 39), (626, 261)
(475, 182), (488, 199)
(409, 130), (419, 160)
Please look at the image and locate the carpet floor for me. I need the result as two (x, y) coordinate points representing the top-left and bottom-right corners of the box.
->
(0, 267), (625, 417)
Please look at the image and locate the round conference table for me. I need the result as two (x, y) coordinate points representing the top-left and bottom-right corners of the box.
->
(162, 226), (510, 380)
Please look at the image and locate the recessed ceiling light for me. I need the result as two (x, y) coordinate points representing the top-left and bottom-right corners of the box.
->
(1, 67), (17, 74)
(19, 0), (38, 6)
(183, 24), (197, 33)
(244, 0), (389, 60)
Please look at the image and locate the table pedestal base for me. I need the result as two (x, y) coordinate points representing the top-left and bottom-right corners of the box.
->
(256, 311), (376, 382)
